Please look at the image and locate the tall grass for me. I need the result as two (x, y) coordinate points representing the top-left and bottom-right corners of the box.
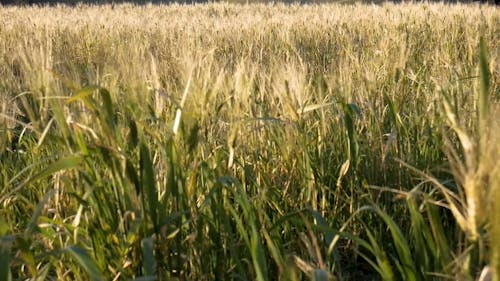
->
(0, 2), (499, 280)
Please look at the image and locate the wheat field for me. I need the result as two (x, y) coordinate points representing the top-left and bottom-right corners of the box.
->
(0, 2), (499, 280)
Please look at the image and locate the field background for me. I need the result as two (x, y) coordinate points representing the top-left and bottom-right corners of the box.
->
(1, 3), (499, 281)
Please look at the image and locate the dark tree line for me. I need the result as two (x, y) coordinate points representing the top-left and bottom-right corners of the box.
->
(0, 0), (497, 7)
(0, 0), (207, 5)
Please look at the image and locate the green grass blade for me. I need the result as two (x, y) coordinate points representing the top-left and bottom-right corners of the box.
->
(3, 156), (83, 202)
(223, 177), (268, 281)
(66, 85), (100, 104)
(342, 103), (359, 165)
(98, 88), (116, 131)
(27, 156), (83, 186)
(372, 205), (417, 281)
(363, 226), (395, 281)
(65, 245), (104, 281)
(140, 143), (158, 233)
(141, 237), (155, 277)
(0, 235), (14, 281)
(478, 37), (490, 124)
(406, 196), (432, 273)
(34, 263), (50, 281)
(25, 189), (54, 235)
(425, 200), (452, 271)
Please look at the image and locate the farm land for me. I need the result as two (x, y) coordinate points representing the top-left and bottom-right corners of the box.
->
(0, 3), (499, 280)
